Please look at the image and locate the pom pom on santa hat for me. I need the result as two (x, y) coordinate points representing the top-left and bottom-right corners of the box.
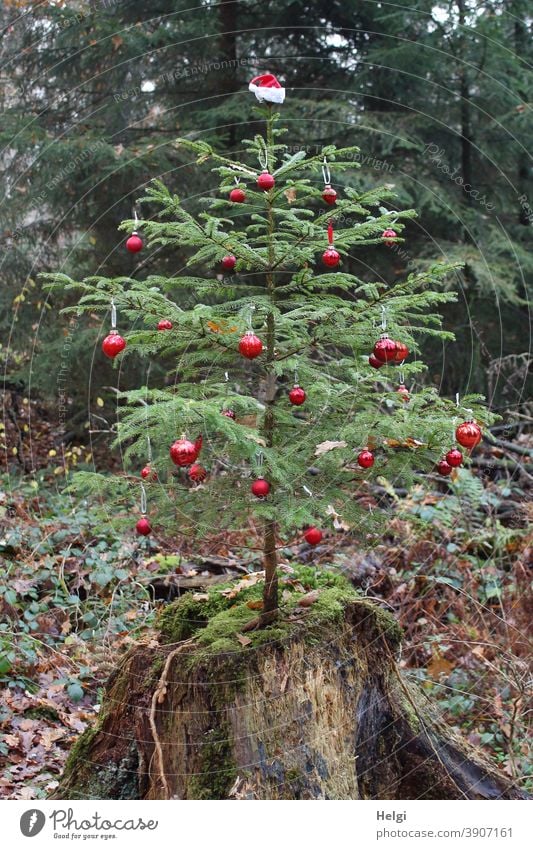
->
(248, 73), (285, 104)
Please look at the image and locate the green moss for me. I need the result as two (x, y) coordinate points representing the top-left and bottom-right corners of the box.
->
(188, 726), (237, 800)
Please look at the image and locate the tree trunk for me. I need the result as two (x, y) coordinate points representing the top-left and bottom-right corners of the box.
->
(51, 596), (526, 801)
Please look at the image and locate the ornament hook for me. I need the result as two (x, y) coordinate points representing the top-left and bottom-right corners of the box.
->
(381, 305), (387, 332)
(110, 298), (117, 330)
(140, 482), (147, 516)
(247, 303), (256, 330)
(302, 485), (313, 496)
(322, 157), (331, 186)
(258, 145), (268, 172)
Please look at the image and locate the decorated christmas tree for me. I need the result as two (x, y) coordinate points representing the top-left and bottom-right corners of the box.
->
(45, 74), (488, 627)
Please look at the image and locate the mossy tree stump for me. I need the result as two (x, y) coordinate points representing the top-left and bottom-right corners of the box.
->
(53, 575), (526, 800)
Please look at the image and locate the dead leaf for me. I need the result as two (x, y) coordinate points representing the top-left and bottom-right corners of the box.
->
(315, 440), (347, 456)
(284, 188), (297, 203)
(298, 590), (321, 607)
(236, 633), (252, 647)
(246, 599), (263, 610)
(427, 653), (454, 679)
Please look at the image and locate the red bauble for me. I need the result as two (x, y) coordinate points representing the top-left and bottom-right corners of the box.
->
(221, 254), (236, 271)
(126, 233), (143, 253)
(288, 385), (306, 406)
(368, 354), (384, 369)
(373, 335), (397, 363)
(304, 527), (323, 546)
(136, 517), (151, 536)
(102, 331), (126, 359)
(455, 421), (482, 449)
(396, 384), (410, 401)
(257, 171), (275, 191)
(170, 437), (198, 467)
(446, 448), (463, 467)
(141, 465), (157, 481)
(221, 408), (236, 419)
(357, 450), (375, 469)
(394, 342), (409, 362)
(437, 459), (452, 476)
(251, 478), (270, 498)
(238, 331), (263, 359)
(322, 185), (337, 205)
(157, 319), (173, 331)
(188, 463), (207, 483)
(382, 228), (397, 245)
(322, 248), (340, 267)
(229, 187), (246, 203)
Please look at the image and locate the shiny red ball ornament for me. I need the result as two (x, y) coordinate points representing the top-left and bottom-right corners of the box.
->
(170, 437), (198, 467)
(221, 254), (236, 271)
(251, 478), (270, 498)
(126, 232), (143, 253)
(396, 384), (410, 401)
(322, 185), (337, 205)
(368, 354), (384, 369)
(322, 247), (340, 267)
(221, 409), (236, 419)
(238, 331), (263, 360)
(288, 385), (306, 406)
(229, 187), (246, 203)
(136, 517), (151, 536)
(140, 465), (157, 481)
(157, 319), (173, 331)
(102, 330), (126, 359)
(455, 421), (482, 449)
(446, 448), (463, 467)
(188, 463), (207, 483)
(394, 342), (409, 363)
(382, 228), (397, 245)
(357, 450), (375, 469)
(437, 459), (452, 476)
(257, 170), (275, 191)
(373, 334), (397, 363)
(304, 527), (323, 546)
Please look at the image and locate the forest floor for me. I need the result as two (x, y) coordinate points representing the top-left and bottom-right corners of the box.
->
(0, 391), (531, 799)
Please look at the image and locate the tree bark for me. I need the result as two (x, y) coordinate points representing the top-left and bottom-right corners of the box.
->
(52, 598), (527, 801)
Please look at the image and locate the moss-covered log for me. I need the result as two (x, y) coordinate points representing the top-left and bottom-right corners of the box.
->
(52, 575), (526, 800)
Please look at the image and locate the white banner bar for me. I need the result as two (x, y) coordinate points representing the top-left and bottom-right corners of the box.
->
(2, 799), (529, 848)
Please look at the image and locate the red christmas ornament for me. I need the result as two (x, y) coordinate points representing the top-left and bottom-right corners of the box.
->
(446, 448), (463, 467)
(257, 170), (275, 191)
(170, 437), (199, 467)
(394, 342), (409, 363)
(221, 408), (236, 420)
(102, 330), (126, 359)
(396, 384), (410, 401)
(126, 232), (143, 253)
(188, 463), (207, 483)
(157, 319), (173, 331)
(322, 248), (340, 267)
(382, 228), (397, 245)
(136, 517), (151, 536)
(304, 527), (323, 546)
(288, 385), (306, 406)
(437, 459), (452, 476)
(455, 421), (482, 449)
(221, 254), (236, 271)
(322, 185), (337, 205)
(251, 478), (270, 498)
(373, 334), (397, 363)
(357, 450), (375, 469)
(140, 465), (157, 481)
(238, 331), (263, 359)
(368, 354), (384, 369)
(229, 187), (246, 203)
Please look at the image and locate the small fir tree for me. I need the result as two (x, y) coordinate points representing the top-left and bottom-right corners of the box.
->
(45, 81), (488, 626)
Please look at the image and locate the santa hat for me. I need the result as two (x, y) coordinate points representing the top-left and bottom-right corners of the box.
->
(248, 74), (285, 104)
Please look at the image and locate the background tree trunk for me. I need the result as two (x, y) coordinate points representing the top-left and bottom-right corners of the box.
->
(52, 598), (527, 801)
